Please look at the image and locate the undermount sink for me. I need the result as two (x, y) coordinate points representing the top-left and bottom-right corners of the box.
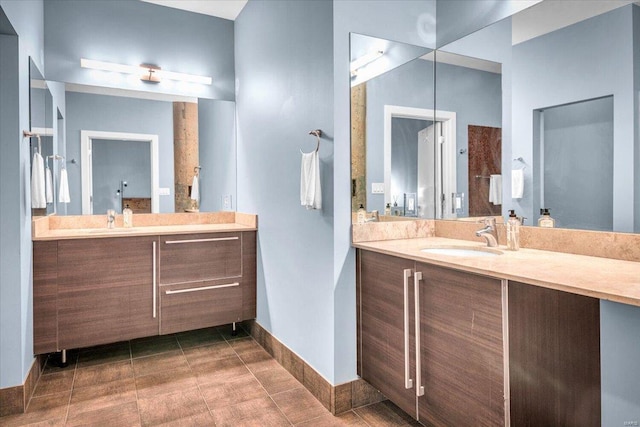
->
(420, 246), (503, 257)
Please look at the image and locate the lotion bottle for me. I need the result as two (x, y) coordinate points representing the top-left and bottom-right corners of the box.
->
(123, 204), (133, 228)
(384, 203), (391, 216)
(506, 209), (520, 251)
(357, 204), (366, 224)
(538, 208), (555, 228)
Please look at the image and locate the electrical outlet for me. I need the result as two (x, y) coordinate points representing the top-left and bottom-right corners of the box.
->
(371, 182), (385, 194)
(222, 195), (232, 210)
(158, 187), (170, 196)
(624, 421), (639, 426)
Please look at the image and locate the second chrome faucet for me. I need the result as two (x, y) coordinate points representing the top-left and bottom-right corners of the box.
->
(476, 217), (498, 247)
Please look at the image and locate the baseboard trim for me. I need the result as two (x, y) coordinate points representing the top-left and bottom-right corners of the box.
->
(243, 320), (385, 414)
(0, 354), (45, 417)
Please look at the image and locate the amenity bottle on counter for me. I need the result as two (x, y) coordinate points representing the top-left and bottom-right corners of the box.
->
(506, 209), (520, 251)
(385, 203), (391, 216)
(123, 204), (133, 228)
(357, 204), (366, 224)
(538, 208), (555, 228)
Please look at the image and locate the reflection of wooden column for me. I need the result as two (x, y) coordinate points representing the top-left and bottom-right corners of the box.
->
(351, 83), (367, 211)
(173, 102), (199, 212)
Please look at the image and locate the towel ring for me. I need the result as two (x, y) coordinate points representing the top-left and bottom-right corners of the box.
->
(194, 166), (201, 176)
(301, 129), (322, 154)
(513, 157), (527, 170)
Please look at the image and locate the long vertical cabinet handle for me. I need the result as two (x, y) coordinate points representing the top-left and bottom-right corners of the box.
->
(403, 269), (414, 390)
(152, 241), (157, 318)
(414, 271), (425, 397)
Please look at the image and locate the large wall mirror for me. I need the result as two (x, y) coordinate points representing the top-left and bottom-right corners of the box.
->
(30, 79), (237, 216)
(351, 1), (640, 233)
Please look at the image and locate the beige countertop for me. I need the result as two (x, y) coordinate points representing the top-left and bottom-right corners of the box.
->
(32, 212), (257, 241)
(354, 237), (640, 307)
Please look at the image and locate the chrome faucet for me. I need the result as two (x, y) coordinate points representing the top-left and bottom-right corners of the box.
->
(365, 210), (379, 222)
(475, 217), (498, 247)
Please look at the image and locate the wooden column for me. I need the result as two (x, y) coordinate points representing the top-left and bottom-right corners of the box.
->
(351, 83), (367, 212)
(173, 102), (199, 212)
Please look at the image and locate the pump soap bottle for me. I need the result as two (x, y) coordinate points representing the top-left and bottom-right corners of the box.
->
(506, 209), (520, 251)
(538, 208), (555, 228)
(384, 203), (391, 216)
(357, 204), (366, 224)
(123, 204), (133, 228)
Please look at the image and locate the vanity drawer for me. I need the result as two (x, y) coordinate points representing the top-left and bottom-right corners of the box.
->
(160, 279), (242, 334)
(159, 232), (242, 284)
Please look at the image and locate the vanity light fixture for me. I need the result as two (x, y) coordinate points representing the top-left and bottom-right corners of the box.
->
(350, 50), (384, 77)
(80, 58), (212, 85)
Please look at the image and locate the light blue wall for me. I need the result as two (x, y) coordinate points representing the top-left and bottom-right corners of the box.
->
(333, 0), (436, 384)
(65, 91), (174, 214)
(542, 97), (614, 231)
(235, 0), (336, 382)
(47, 80), (67, 215)
(92, 139), (151, 214)
(635, 6), (640, 232)
(601, 301), (640, 426)
(198, 99), (236, 212)
(0, 0), (44, 389)
(512, 6), (635, 231)
(435, 0), (538, 48)
(44, 0), (235, 101)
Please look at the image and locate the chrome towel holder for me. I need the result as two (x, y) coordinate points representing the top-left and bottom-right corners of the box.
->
(303, 129), (322, 153)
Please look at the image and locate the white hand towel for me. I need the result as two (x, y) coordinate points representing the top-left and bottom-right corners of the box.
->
(31, 152), (46, 208)
(58, 168), (70, 203)
(300, 150), (322, 210)
(489, 174), (502, 205)
(45, 167), (53, 203)
(512, 169), (524, 199)
(190, 175), (199, 201)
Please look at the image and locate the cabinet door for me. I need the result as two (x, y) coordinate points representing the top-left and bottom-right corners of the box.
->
(416, 263), (504, 426)
(33, 241), (58, 354)
(509, 281), (600, 427)
(359, 250), (417, 419)
(159, 232), (242, 285)
(57, 236), (158, 349)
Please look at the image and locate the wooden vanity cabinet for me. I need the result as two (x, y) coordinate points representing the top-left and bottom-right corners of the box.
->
(358, 250), (417, 418)
(56, 236), (159, 349)
(33, 231), (257, 353)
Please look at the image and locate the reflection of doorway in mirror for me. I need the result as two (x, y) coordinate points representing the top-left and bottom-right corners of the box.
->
(468, 125), (502, 217)
(81, 130), (159, 215)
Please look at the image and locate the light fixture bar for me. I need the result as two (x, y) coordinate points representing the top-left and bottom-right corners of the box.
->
(80, 58), (212, 85)
(350, 50), (384, 74)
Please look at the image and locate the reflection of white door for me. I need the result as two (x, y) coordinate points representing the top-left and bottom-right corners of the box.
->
(417, 125), (434, 218)
(384, 105), (456, 219)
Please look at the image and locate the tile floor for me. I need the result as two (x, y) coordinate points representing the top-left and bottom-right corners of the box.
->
(2, 325), (420, 426)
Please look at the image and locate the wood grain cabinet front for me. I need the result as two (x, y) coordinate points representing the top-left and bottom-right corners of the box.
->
(56, 236), (159, 349)
(33, 231), (257, 354)
(158, 232), (255, 335)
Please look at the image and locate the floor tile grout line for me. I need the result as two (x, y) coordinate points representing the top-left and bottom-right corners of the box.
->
(176, 330), (214, 420)
(128, 340), (144, 427)
(229, 335), (295, 426)
(61, 355), (78, 425)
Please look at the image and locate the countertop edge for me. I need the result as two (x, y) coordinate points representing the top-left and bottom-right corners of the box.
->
(33, 224), (257, 241)
(353, 239), (640, 308)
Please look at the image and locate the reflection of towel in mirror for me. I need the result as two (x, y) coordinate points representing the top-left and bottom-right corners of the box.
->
(300, 151), (321, 210)
(512, 169), (524, 199)
(45, 166), (53, 203)
(31, 152), (46, 208)
(489, 174), (502, 205)
(190, 175), (199, 201)
(58, 168), (70, 203)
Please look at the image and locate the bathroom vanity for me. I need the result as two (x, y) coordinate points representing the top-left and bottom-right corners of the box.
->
(32, 212), (257, 354)
(354, 231), (640, 427)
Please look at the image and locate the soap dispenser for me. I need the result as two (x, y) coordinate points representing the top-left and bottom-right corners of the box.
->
(384, 203), (391, 216)
(123, 204), (133, 228)
(357, 204), (366, 224)
(538, 208), (555, 228)
(506, 209), (520, 251)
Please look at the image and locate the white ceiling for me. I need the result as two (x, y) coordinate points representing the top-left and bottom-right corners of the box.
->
(140, 0), (248, 21)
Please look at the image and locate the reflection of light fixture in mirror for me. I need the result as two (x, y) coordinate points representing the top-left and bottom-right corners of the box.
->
(80, 58), (213, 85)
(350, 50), (384, 77)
